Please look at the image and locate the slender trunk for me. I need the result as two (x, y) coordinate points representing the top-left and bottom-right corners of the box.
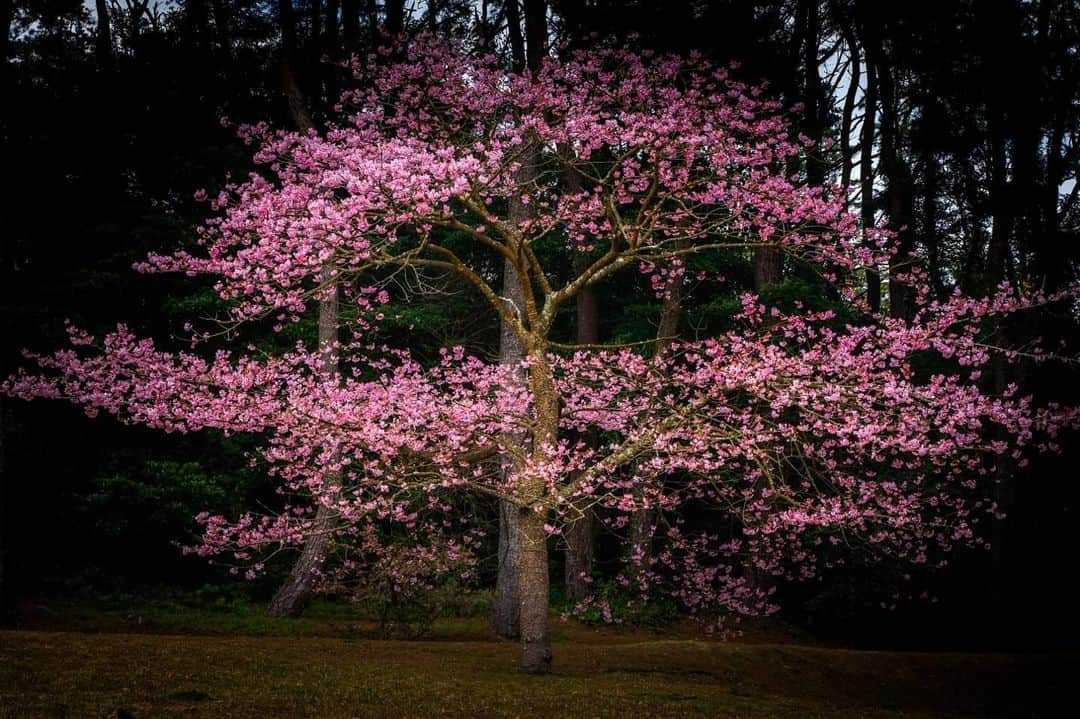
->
(505, 0), (525, 71)
(492, 496), (521, 637)
(491, 165), (531, 640)
(385, 0), (405, 35)
(325, 0), (340, 53)
(0, 0), (11, 66)
(563, 164), (596, 604)
(341, 0), (360, 49)
(493, 0), (548, 647)
(987, 99), (1013, 609)
(515, 6), (551, 671)
(859, 50), (880, 312)
(94, 0), (114, 72)
(523, 0), (547, 71)
(835, 1), (860, 203)
(801, 0), (825, 186)
(876, 58), (916, 320)
(921, 145), (944, 300)
(266, 498), (337, 617)
(267, 2), (341, 619)
(628, 246), (683, 584)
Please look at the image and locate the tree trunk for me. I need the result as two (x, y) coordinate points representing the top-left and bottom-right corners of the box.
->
(385, 0), (405, 35)
(835, 1), (860, 202)
(492, 489), (521, 638)
(94, 0), (114, 72)
(210, 0), (233, 63)
(986, 97), (1014, 609)
(342, 0), (360, 49)
(876, 57), (916, 321)
(490, 177), (530, 641)
(562, 162), (596, 604)
(267, 2), (341, 619)
(266, 500), (337, 617)
(0, 0), (11, 66)
(268, 275), (341, 618)
(493, 0), (547, 642)
(563, 503), (593, 603)
(752, 247), (783, 292)
(859, 43), (880, 312)
(517, 502), (552, 673)
(800, 0), (825, 186)
(628, 245), (683, 584)
(516, 350), (559, 674)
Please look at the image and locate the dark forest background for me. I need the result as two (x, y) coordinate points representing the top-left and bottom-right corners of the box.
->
(1, 0), (1078, 650)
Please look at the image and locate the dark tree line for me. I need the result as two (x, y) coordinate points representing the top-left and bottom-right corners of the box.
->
(1, 0), (1077, 648)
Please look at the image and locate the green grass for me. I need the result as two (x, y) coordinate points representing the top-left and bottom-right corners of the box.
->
(2, 625), (1075, 718)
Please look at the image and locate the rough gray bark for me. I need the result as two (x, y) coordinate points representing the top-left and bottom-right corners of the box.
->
(492, 0), (548, 647)
(752, 247), (782, 291)
(517, 501), (552, 673)
(490, 163), (530, 640)
(492, 490), (521, 638)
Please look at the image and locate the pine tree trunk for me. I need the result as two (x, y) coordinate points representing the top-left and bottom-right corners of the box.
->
(94, 0), (114, 71)
(752, 248), (783, 291)
(491, 195), (530, 640)
(629, 244), (683, 584)
(492, 489), (521, 638)
(859, 41), (881, 313)
(628, 507), (655, 585)
(563, 161), (596, 605)
(563, 501), (593, 603)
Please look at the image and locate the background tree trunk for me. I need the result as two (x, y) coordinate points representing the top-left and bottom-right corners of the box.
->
(628, 244), (683, 585)
(490, 158), (530, 641)
(858, 31), (880, 313)
(492, 0), (548, 642)
(94, 0), (114, 72)
(562, 160), (596, 604)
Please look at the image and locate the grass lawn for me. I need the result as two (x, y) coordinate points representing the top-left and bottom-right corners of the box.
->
(2, 615), (1075, 719)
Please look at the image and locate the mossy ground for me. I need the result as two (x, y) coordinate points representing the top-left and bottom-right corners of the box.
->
(1, 599), (1075, 718)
